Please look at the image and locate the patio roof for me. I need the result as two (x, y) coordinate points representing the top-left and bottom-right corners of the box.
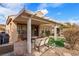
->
(6, 8), (63, 26)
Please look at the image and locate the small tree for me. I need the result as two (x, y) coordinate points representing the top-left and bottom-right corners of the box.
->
(63, 28), (79, 49)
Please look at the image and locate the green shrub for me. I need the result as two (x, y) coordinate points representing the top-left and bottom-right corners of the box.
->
(47, 37), (55, 46)
(48, 37), (65, 47)
(54, 40), (64, 47)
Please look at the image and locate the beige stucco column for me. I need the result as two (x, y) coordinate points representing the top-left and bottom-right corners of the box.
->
(27, 18), (31, 55)
(54, 25), (58, 40)
(39, 25), (41, 36)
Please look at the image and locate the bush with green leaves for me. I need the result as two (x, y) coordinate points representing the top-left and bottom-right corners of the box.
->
(47, 37), (55, 46)
(48, 37), (65, 47)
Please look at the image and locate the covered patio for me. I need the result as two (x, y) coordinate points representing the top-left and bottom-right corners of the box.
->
(6, 9), (61, 55)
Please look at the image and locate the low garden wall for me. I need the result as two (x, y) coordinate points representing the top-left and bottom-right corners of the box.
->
(0, 44), (14, 55)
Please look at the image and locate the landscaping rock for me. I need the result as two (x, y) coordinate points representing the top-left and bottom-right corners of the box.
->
(73, 40), (79, 51)
(39, 46), (48, 52)
(64, 43), (71, 49)
(32, 50), (42, 56)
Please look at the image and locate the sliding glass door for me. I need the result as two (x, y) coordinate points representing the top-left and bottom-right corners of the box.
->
(17, 24), (39, 39)
(17, 24), (27, 40)
(32, 25), (39, 36)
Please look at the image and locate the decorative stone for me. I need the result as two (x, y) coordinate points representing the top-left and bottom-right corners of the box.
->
(39, 46), (48, 52)
(64, 43), (71, 49)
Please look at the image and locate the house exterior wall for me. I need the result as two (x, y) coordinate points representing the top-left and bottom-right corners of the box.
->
(6, 10), (62, 44)
(6, 20), (61, 44)
(6, 21), (18, 44)
(39, 24), (54, 37)
(6, 21), (55, 43)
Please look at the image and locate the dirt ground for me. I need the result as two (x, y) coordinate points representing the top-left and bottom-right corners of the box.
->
(32, 46), (79, 56)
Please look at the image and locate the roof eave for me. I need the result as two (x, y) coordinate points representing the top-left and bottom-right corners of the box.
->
(6, 9), (62, 25)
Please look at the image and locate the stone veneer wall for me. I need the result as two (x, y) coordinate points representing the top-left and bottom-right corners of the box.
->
(6, 20), (18, 44)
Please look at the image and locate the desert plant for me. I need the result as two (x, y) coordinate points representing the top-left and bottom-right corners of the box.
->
(48, 37), (65, 47)
(47, 37), (55, 46)
(63, 28), (79, 49)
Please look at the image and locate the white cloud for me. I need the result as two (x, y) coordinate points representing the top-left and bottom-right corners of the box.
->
(0, 3), (25, 24)
(67, 18), (79, 24)
(0, 3), (25, 12)
(0, 6), (16, 24)
(37, 3), (47, 10)
(50, 3), (64, 8)
(37, 3), (64, 10)
(0, 6), (16, 15)
(55, 17), (79, 25)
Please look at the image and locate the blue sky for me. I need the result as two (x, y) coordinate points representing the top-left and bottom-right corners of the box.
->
(0, 3), (79, 24)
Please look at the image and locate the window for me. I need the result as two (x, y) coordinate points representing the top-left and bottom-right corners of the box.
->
(17, 24), (27, 35)
(32, 25), (39, 36)
(17, 24), (27, 40)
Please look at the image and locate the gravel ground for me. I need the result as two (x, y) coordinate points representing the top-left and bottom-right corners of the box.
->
(32, 46), (79, 56)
